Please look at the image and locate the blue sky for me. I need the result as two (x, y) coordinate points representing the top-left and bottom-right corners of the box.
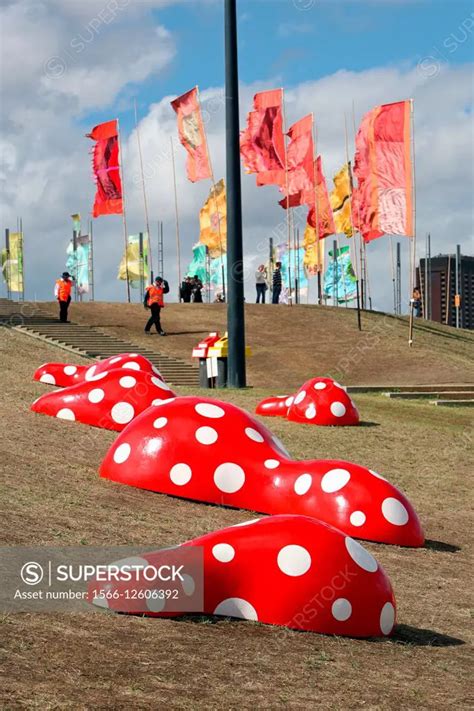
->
(98, 0), (474, 133)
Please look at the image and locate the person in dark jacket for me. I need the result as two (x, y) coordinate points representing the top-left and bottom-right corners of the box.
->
(272, 262), (282, 304)
(180, 277), (192, 303)
(191, 275), (203, 303)
(144, 276), (169, 335)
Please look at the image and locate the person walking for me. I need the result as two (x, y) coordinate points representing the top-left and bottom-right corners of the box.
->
(144, 276), (169, 335)
(272, 261), (282, 304)
(255, 264), (268, 304)
(180, 276), (192, 303)
(54, 271), (75, 323)
(191, 275), (203, 303)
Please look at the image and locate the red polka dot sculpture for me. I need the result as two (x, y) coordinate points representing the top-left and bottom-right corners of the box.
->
(101, 396), (424, 546)
(88, 515), (397, 637)
(31, 369), (175, 431)
(256, 377), (360, 426)
(33, 353), (164, 388)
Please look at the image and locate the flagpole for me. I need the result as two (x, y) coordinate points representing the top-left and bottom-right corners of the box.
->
(281, 88), (293, 306)
(351, 100), (367, 309)
(197, 85), (226, 302)
(389, 236), (396, 313)
(311, 115), (323, 305)
(134, 98), (153, 283)
(117, 118), (131, 303)
(89, 219), (95, 301)
(169, 136), (182, 300)
(19, 217), (24, 302)
(445, 253), (451, 324)
(344, 114), (362, 330)
(408, 98), (417, 346)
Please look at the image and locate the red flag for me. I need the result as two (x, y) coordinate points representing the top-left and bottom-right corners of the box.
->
(277, 114), (314, 207)
(353, 100), (413, 243)
(171, 87), (211, 183)
(307, 157), (336, 239)
(240, 89), (285, 186)
(87, 119), (123, 218)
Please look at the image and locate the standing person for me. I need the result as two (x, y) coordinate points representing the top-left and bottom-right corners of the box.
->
(272, 261), (282, 304)
(180, 276), (192, 303)
(255, 264), (268, 304)
(54, 271), (75, 323)
(412, 287), (422, 318)
(144, 276), (169, 335)
(191, 275), (203, 303)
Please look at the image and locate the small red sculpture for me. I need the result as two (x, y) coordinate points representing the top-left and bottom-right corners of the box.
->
(31, 369), (175, 431)
(100, 396), (424, 546)
(256, 377), (360, 426)
(88, 515), (397, 638)
(33, 353), (164, 388)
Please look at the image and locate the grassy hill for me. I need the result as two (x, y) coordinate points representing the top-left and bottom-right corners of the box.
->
(38, 301), (474, 389)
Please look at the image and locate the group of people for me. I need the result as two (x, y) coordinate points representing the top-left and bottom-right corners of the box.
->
(255, 262), (283, 304)
(179, 275), (204, 303)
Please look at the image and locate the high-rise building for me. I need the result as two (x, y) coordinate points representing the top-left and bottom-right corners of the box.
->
(416, 253), (473, 330)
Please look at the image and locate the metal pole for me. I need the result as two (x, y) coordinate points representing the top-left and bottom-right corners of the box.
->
(5, 228), (10, 300)
(170, 137), (181, 300)
(281, 90), (293, 306)
(427, 232), (431, 320)
(160, 221), (164, 278)
(333, 240), (338, 306)
(455, 244), (461, 328)
(408, 98), (417, 346)
(225, 0), (246, 387)
(73, 229), (78, 302)
(296, 228), (300, 304)
(19, 218), (24, 302)
(117, 119), (131, 303)
(89, 219), (95, 301)
(134, 98), (153, 281)
(445, 254), (451, 325)
(396, 241), (401, 315)
(139, 231), (145, 302)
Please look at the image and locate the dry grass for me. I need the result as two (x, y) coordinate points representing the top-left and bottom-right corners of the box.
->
(37, 300), (474, 390)
(0, 326), (473, 710)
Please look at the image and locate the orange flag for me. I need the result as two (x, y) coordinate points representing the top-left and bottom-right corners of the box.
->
(171, 87), (211, 183)
(353, 100), (413, 242)
(86, 119), (123, 218)
(307, 156), (336, 239)
(277, 114), (314, 207)
(240, 89), (285, 185)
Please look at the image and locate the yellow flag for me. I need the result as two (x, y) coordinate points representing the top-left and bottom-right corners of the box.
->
(303, 223), (325, 275)
(117, 235), (149, 286)
(330, 163), (353, 238)
(199, 179), (227, 258)
(1, 232), (23, 292)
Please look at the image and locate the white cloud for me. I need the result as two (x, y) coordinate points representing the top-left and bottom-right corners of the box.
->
(0, 1), (472, 313)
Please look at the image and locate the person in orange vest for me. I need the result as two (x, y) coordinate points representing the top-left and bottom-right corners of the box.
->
(144, 276), (169, 335)
(54, 271), (75, 323)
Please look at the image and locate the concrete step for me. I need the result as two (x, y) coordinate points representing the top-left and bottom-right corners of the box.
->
(385, 391), (474, 401)
(348, 384), (474, 394)
(432, 399), (474, 407)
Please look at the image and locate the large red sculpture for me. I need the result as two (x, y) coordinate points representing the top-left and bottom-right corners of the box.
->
(256, 377), (360, 426)
(100, 396), (424, 546)
(88, 515), (396, 637)
(33, 353), (165, 389)
(31, 369), (176, 431)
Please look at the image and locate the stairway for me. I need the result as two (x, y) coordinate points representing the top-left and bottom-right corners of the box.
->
(0, 299), (199, 387)
(346, 382), (474, 408)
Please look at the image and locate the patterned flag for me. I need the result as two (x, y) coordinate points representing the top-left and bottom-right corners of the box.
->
(186, 243), (209, 284)
(353, 100), (413, 242)
(1, 232), (24, 293)
(277, 114), (314, 205)
(306, 156), (336, 239)
(303, 223), (325, 275)
(329, 164), (353, 238)
(117, 234), (149, 288)
(199, 179), (227, 258)
(66, 234), (89, 294)
(323, 245), (357, 302)
(87, 120), (123, 217)
(240, 89), (285, 186)
(171, 87), (211, 183)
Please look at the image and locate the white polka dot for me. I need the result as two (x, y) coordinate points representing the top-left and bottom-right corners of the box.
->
(152, 397), (175, 406)
(285, 396), (294, 407)
(63, 365), (77, 375)
(294, 390), (306, 405)
(109, 357), (121, 364)
(314, 381), (327, 390)
(350, 511), (366, 527)
(88, 388), (105, 404)
(332, 598), (352, 621)
(213, 598), (258, 621)
(85, 365), (97, 381)
(122, 361), (140, 371)
(194, 402), (225, 419)
(111, 402), (135, 424)
(89, 371), (108, 382)
(128, 353), (138, 358)
(157, 380), (172, 391)
(195, 426), (218, 445)
(214, 463), (245, 493)
(305, 403), (316, 419)
(56, 408), (75, 420)
(321, 468), (351, 493)
(382, 498), (409, 526)
(345, 537), (378, 573)
(212, 543), (235, 563)
(330, 401), (347, 417)
(277, 545), (311, 577)
(170, 463), (192, 485)
(369, 469), (387, 481)
(119, 376), (136, 388)
(40, 373), (56, 385)
(233, 518), (261, 527)
(151, 376), (164, 388)
(294, 473), (312, 495)
(113, 442), (131, 464)
(380, 602), (395, 635)
(271, 435), (290, 457)
(181, 574), (195, 596)
(152, 365), (162, 376)
(153, 417), (168, 429)
(264, 459), (280, 469)
(245, 427), (264, 443)
(146, 594), (166, 613)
